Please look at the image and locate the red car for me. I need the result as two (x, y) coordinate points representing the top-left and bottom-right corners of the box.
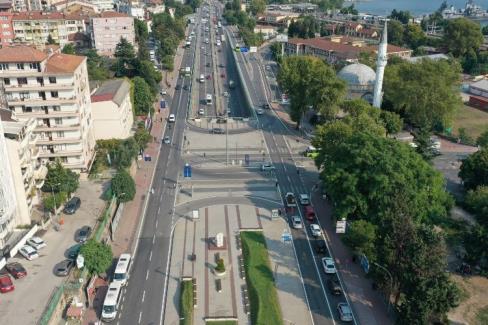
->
(6, 262), (27, 279)
(0, 274), (14, 293)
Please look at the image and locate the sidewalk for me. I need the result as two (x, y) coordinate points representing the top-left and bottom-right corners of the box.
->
(82, 43), (186, 325)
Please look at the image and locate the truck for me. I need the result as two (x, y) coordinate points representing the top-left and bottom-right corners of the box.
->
(285, 192), (297, 208)
(221, 34), (225, 42)
(184, 66), (191, 76)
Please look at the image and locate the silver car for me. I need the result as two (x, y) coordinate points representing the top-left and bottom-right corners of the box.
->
(291, 216), (302, 229)
(337, 302), (353, 322)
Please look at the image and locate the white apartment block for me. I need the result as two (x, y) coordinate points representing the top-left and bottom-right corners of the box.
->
(91, 11), (135, 56)
(0, 45), (95, 173)
(12, 0), (42, 11)
(1, 109), (47, 227)
(86, 0), (114, 11)
(12, 11), (87, 48)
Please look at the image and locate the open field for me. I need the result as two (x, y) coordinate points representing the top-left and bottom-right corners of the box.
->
(241, 231), (282, 325)
(451, 105), (488, 140)
(180, 280), (194, 325)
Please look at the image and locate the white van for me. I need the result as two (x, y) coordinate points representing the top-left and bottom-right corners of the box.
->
(101, 282), (123, 322)
(113, 254), (131, 286)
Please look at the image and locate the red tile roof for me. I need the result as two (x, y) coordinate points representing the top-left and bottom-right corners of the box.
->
(12, 11), (66, 21)
(45, 53), (85, 73)
(99, 11), (129, 18)
(0, 46), (48, 63)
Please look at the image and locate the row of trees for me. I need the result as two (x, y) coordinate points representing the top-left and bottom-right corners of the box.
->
(152, 11), (186, 71)
(224, 0), (263, 46)
(42, 161), (80, 211)
(312, 100), (460, 323)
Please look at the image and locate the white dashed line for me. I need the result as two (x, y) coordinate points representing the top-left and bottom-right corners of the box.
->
(146, 269), (149, 280)
(155, 219), (159, 228)
(158, 206), (161, 214)
(152, 234), (156, 244)
(138, 311), (142, 324)
(149, 251), (153, 261)
(142, 290), (146, 302)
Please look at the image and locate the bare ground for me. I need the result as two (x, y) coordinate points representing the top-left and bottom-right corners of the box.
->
(448, 275), (488, 325)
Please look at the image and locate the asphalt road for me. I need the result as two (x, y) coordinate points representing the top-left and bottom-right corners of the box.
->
(116, 13), (198, 325)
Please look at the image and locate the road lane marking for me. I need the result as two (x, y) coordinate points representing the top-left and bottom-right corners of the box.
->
(158, 206), (161, 214)
(142, 290), (146, 302)
(153, 234), (156, 244)
(146, 269), (149, 280)
(149, 251), (153, 261)
(138, 311), (142, 324)
(155, 219), (159, 228)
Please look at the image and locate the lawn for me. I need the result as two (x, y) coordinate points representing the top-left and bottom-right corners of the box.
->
(451, 104), (488, 140)
(180, 280), (194, 325)
(241, 231), (282, 325)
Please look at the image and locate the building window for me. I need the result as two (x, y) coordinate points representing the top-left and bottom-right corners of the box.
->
(17, 63), (24, 70)
(19, 91), (29, 99)
(56, 131), (64, 138)
(49, 77), (56, 84)
(0, 63), (8, 70)
(3, 78), (10, 85)
(22, 106), (32, 113)
(29, 62), (40, 70)
(17, 77), (27, 85)
(51, 91), (58, 98)
(60, 157), (68, 163)
(52, 105), (61, 111)
(55, 118), (62, 125)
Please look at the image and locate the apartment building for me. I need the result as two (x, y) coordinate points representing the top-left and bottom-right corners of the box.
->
(12, 11), (88, 47)
(86, 0), (114, 11)
(90, 79), (133, 140)
(91, 11), (135, 56)
(0, 45), (95, 173)
(1, 109), (46, 226)
(0, 10), (14, 47)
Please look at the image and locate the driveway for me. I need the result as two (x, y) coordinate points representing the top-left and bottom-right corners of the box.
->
(0, 180), (107, 325)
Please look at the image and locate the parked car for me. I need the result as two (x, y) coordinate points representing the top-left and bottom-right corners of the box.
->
(211, 127), (225, 134)
(63, 197), (81, 214)
(261, 162), (275, 171)
(198, 108), (205, 115)
(175, 84), (181, 90)
(337, 302), (353, 322)
(54, 259), (75, 277)
(168, 114), (176, 122)
(163, 136), (171, 144)
(327, 279), (342, 295)
(160, 89), (167, 96)
(19, 245), (39, 261)
(66, 244), (82, 260)
(0, 274), (14, 293)
(291, 216), (302, 229)
(263, 103), (270, 109)
(322, 257), (337, 274)
(26, 236), (46, 250)
(310, 224), (322, 237)
(256, 109), (264, 115)
(75, 226), (92, 243)
(5, 262), (27, 279)
(315, 240), (327, 254)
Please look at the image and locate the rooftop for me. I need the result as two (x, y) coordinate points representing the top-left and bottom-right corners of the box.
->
(98, 11), (130, 18)
(45, 53), (86, 73)
(91, 79), (130, 106)
(0, 46), (48, 63)
(406, 54), (449, 63)
(470, 79), (488, 91)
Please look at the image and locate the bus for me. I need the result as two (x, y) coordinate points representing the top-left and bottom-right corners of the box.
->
(206, 94), (212, 105)
(113, 253), (131, 286)
(101, 282), (123, 322)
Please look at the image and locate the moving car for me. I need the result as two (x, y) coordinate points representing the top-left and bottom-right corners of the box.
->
(19, 245), (39, 261)
(54, 259), (75, 277)
(163, 136), (171, 144)
(322, 257), (337, 274)
(75, 226), (92, 243)
(291, 216), (302, 229)
(310, 224), (322, 237)
(256, 109), (263, 115)
(0, 274), (14, 293)
(223, 91), (229, 97)
(183, 84), (189, 91)
(198, 108), (205, 115)
(5, 262), (27, 279)
(304, 205), (316, 221)
(315, 240), (327, 254)
(327, 279), (342, 296)
(285, 192), (297, 207)
(299, 194), (310, 205)
(261, 162), (275, 171)
(263, 103), (270, 109)
(26, 236), (46, 250)
(175, 84), (181, 90)
(168, 114), (176, 122)
(337, 302), (353, 322)
(63, 197), (81, 214)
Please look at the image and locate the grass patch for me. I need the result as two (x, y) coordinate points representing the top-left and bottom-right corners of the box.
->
(180, 280), (194, 325)
(476, 306), (488, 325)
(241, 231), (282, 325)
(206, 321), (238, 325)
(451, 104), (488, 139)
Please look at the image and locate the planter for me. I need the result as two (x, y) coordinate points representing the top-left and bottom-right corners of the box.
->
(214, 268), (226, 277)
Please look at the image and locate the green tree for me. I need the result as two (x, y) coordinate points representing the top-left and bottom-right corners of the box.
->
(339, 4), (358, 15)
(463, 226), (488, 266)
(389, 9), (412, 24)
(62, 44), (76, 55)
(132, 76), (155, 115)
(43, 192), (68, 212)
(443, 18), (483, 57)
(278, 56), (345, 128)
(482, 25), (488, 35)
(404, 23), (426, 49)
(79, 239), (113, 275)
(342, 220), (377, 259)
(476, 129), (488, 148)
(134, 18), (148, 42)
(249, 0), (265, 15)
(380, 110), (403, 135)
(114, 38), (136, 77)
(85, 49), (110, 81)
(134, 128), (152, 151)
(137, 60), (162, 94)
(111, 169), (136, 202)
(387, 20), (405, 46)
(42, 160), (80, 195)
(47, 34), (56, 45)
(384, 58), (462, 130)
(413, 128), (436, 160)
(459, 149), (488, 190)
(465, 186), (488, 224)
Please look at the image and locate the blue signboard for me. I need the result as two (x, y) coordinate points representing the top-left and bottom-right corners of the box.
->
(240, 47), (249, 53)
(281, 232), (292, 243)
(184, 163), (192, 178)
(160, 100), (166, 109)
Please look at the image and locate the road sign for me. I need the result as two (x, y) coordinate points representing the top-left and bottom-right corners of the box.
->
(240, 47), (249, 53)
(184, 163), (192, 177)
(336, 219), (346, 233)
(281, 230), (292, 243)
(360, 254), (370, 274)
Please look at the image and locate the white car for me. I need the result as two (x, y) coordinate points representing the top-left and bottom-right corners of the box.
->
(168, 114), (175, 122)
(160, 89), (167, 96)
(223, 91), (229, 97)
(291, 216), (302, 229)
(198, 108), (205, 115)
(322, 257), (337, 274)
(27, 236), (46, 250)
(299, 194), (310, 205)
(310, 224), (322, 237)
(261, 162), (275, 171)
(163, 136), (171, 144)
(19, 245), (39, 261)
(256, 109), (263, 115)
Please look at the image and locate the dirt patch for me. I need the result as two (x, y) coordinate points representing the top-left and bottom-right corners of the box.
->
(449, 275), (488, 325)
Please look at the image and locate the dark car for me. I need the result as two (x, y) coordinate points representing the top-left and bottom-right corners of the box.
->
(63, 197), (81, 215)
(210, 127), (225, 134)
(0, 274), (14, 293)
(54, 259), (75, 277)
(327, 278), (342, 296)
(175, 84), (181, 90)
(315, 240), (327, 254)
(183, 84), (189, 91)
(263, 103), (270, 109)
(75, 226), (92, 243)
(66, 243), (82, 260)
(216, 118), (227, 124)
(5, 262), (27, 279)
(206, 62), (211, 67)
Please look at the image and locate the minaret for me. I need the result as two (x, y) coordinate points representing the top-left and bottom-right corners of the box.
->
(373, 21), (388, 108)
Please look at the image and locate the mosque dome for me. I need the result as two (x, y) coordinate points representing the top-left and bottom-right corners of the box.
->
(338, 63), (376, 86)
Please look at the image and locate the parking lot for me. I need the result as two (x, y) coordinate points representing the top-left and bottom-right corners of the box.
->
(0, 180), (107, 325)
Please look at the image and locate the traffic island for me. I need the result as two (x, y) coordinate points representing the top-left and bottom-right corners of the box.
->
(180, 279), (195, 325)
(240, 231), (283, 325)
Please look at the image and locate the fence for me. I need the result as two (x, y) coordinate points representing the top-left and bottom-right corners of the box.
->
(94, 196), (117, 242)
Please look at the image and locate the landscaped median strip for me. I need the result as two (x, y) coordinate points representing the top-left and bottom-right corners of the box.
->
(241, 231), (283, 325)
(180, 279), (194, 325)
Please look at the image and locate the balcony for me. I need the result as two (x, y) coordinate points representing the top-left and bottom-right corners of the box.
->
(35, 123), (80, 132)
(7, 97), (77, 106)
(15, 109), (79, 118)
(4, 82), (75, 91)
(37, 137), (82, 145)
(34, 164), (48, 180)
(39, 149), (83, 158)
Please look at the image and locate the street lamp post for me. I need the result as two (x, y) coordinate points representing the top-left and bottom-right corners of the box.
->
(49, 182), (61, 219)
(373, 262), (393, 314)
